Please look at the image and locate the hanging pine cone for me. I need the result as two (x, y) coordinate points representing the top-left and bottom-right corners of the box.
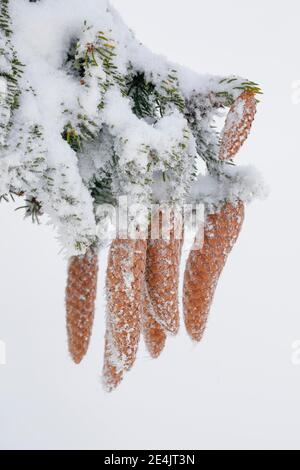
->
(183, 202), (245, 341)
(145, 210), (182, 335)
(103, 238), (147, 390)
(219, 91), (257, 161)
(66, 249), (98, 364)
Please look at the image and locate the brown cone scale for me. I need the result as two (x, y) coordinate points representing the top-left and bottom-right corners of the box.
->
(183, 202), (245, 341)
(103, 238), (147, 391)
(145, 210), (182, 335)
(142, 283), (166, 359)
(66, 249), (99, 364)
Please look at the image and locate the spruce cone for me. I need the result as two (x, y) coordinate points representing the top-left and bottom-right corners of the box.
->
(66, 248), (98, 364)
(103, 238), (147, 391)
(142, 283), (166, 359)
(219, 91), (257, 161)
(145, 210), (182, 335)
(183, 202), (245, 342)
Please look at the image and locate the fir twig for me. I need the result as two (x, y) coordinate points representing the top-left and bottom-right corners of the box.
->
(15, 197), (43, 224)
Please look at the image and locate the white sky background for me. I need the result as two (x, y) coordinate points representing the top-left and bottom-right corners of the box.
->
(0, 0), (300, 450)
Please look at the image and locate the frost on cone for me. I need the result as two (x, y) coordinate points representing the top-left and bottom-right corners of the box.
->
(145, 210), (182, 335)
(183, 202), (245, 342)
(219, 91), (257, 161)
(102, 338), (124, 392)
(142, 283), (166, 359)
(66, 249), (99, 364)
(103, 238), (147, 392)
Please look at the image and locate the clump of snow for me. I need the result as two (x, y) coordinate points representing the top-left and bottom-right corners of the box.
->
(189, 165), (269, 210)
